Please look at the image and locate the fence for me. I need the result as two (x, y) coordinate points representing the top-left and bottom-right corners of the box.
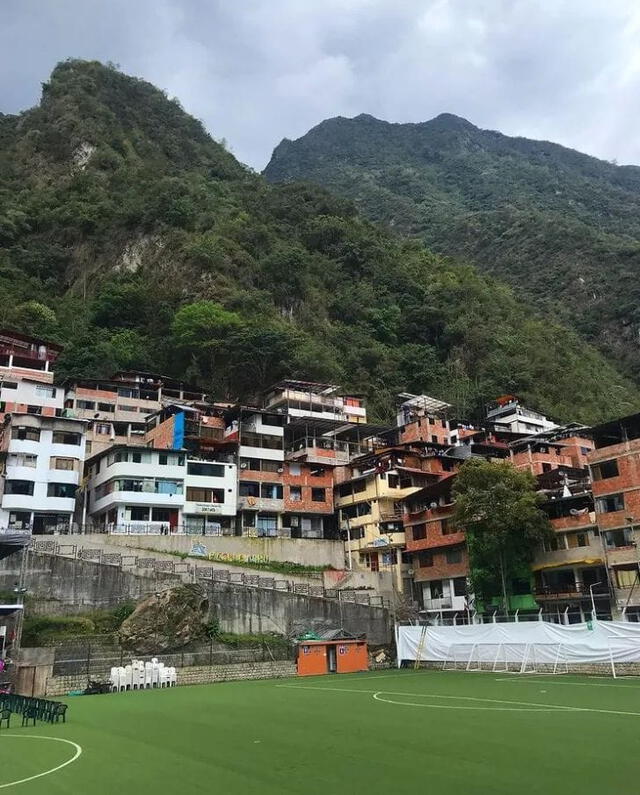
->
(19, 538), (389, 609)
(49, 635), (295, 678)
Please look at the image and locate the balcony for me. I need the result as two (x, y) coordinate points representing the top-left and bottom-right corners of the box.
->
(237, 496), (283, 512)
(534, 582), (609, 600)
(533, 546), (603, 570)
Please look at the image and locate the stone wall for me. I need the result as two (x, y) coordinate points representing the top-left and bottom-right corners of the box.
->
(45, 660), (297, 696)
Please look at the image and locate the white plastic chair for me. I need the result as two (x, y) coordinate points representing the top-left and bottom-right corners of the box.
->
(109, 667), (119, 692)
(168, 666), (177, 687)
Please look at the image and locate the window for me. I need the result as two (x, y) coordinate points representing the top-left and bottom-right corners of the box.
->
(95, 423), (111, 435)
(27, 405), (42, 415)
(446, 548), (463, 564)
(261, 483), (283, 500)
(412, 523), (426, 540)
(310, 466), (326, 477)
(257, 514), (278, 537)
(311, 488), (326, 502)
(187, 462), (224, 478)
(8, 511), (30, 529)
(78, 400), (95, 410)
(288, 463), (302, 477)
(387, 474), (399, 489)
(418, 551), (433, 568)
(12, 426), (40, 442)
(97, 402), (115, 413)
(47, 482), (77, 498)
(429, 579), (444, 598)
(341, 502), (372, 519)
(8, 453), (37, 468)
(239, 482), (260, 497)
(152, 508), (171, 522)
(35, 385), (56, 398)
(2, 381), (17, 390)
(604, 528), (634, 548)
(52, 431), (81, 446)
(261, 459), (282, 473)
(441, 518), (457, 535)
(155, 480), (181, 495)
(5, 480), (34, 495)
(616, 568), (638, 588)
(431, 435), (438, 444)
(50, 457), (76, 471)
(128, 507), (150, 522)
(542, 463), (552, 473)
(591, 459), (619, 480)
(567, 532), (589, 548)
(186, 487), (224, 503)
(453, 577), (467, 597)
(289, 486), (302, 502)
(159, 454), (168, 465)
(595, 493), (624, 513)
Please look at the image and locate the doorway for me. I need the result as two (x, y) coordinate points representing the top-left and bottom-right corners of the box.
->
(327, 645), (337, 673)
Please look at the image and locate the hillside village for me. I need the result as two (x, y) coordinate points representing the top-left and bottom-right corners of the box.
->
(1, 326), (638, 626)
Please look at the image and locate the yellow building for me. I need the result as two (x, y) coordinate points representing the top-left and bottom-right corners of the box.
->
(334, 449), (435, 595)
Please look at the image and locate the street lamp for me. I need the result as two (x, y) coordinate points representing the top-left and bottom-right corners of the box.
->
(589, 581), (603, 622)
(340, 516), (352, 571)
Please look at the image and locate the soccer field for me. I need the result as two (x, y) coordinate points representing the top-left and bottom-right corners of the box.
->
(2, 669), (640, 793)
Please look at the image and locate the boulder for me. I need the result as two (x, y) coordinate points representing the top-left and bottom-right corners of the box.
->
(119, 584), (209, 654)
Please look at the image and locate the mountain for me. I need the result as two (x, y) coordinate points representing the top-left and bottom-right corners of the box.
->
(264, 113), (640, 381)
(0, 61), (637, 424)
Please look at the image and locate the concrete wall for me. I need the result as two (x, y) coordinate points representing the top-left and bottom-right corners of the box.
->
(0, 553), (392, 645)
(84, 533), (345, 569)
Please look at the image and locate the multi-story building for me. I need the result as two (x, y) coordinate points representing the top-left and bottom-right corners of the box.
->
(0, 330), (62, 387)
(588, 413), (640, 620)
(335, 446), (441, 593)
(393, 393), (452, 446)
(486, 396), (558, 435)
(264, 380), (367, 424)
(531, 466), (608, 621)
(225, 406), (287, 538)
(0, 413), (86, 534)
(85, 445), (186, 532)
(64, 371), (209, 456)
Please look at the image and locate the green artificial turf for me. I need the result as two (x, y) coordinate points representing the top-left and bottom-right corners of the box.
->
(2, 669), (640, 794)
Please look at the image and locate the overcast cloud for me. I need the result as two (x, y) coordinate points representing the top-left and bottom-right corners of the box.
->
(2, 0), (640, 169)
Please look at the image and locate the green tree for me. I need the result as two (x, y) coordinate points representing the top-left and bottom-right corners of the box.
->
(171, 301), (244, 392)
(452, 459), (552, 614)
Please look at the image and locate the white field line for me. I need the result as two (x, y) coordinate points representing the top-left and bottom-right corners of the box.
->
(276, 683), (640, 717)
(494, 677), (640, 689)
(0, 736), (82, 789)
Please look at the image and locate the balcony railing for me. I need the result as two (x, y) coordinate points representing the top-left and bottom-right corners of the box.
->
(534, 583), (609, 599)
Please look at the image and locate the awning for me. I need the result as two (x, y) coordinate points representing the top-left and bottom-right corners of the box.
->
(531, 558), (603, 572)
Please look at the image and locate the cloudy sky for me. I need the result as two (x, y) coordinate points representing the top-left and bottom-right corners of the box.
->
(3, 0), (640, 169)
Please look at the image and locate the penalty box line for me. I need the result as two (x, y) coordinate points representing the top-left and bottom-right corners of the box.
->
(276, 684), (640, 717)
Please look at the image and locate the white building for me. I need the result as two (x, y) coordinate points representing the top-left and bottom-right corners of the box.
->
(183, 458), (238, 535)
(486, 397), (558, 435)
(0, 413), (86, 534)
(86, 446), (185, 533)
(85, 446), (238, 534)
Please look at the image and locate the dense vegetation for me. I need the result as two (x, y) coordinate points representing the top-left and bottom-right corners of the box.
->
(265, 112), (640, 383)
(0, 61), (637, 423)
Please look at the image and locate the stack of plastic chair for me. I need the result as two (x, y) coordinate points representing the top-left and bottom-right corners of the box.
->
(168, 666), (177, 686)
(109, 667), (120, 692)
(159, 666), (170, 688)
(144, 661), (154, 689)
(131, 660), (144, 690)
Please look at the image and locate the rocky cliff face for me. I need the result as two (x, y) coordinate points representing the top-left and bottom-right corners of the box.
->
(119, 584), (209, 654)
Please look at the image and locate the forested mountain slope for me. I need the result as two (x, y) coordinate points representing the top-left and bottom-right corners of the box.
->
(0, 61), (636, 423)
(265, 113), (640, 380)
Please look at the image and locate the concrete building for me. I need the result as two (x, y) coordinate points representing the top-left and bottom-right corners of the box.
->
(64, 371), (209, 456)
(85, 445), (186, 533)
(0, 413), (86, 534)
(486, 396), (558, 435)
(264, 380), (367, 424)
(226, 406), (287, 538)
(335, 447), (441, 594)
(393, 393), (452, 446)
(532, 466), (608, 622)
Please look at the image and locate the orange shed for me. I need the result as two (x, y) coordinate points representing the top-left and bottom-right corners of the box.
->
(296, 629), (368, 676)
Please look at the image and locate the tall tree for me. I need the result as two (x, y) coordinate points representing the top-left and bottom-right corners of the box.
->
(452, 458), (552, 615)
